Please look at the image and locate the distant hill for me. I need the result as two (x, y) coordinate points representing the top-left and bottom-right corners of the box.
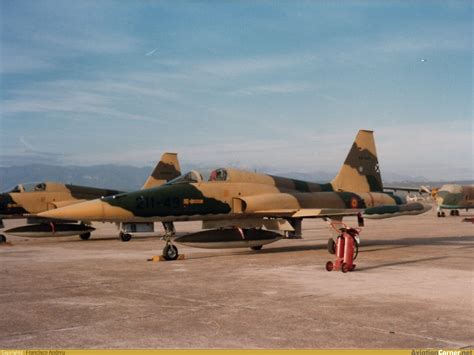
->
(0, 164), (472, 192)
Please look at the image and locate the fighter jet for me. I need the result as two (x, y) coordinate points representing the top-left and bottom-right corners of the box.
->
(429, 184), (474, 217)
(0, 152), (180, 242)
(39, 130), (431, 260)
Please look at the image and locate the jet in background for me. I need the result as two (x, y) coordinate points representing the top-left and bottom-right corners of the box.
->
(428, 184), (474, 217)
(40, 130), (431, 260)
(0, 152), (180, 243)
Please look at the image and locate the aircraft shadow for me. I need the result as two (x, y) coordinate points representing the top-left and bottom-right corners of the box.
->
(355, 256), (448, 271)
(182, 235), (474, 261)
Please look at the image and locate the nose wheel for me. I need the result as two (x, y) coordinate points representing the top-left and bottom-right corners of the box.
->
(0, 234), (6, 243)
(162, 243), (179, 260)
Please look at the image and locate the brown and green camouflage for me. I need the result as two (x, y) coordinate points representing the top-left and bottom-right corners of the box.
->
(39, 131), (431, 232)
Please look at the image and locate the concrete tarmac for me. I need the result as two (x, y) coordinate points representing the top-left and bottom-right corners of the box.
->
(0, 210), (473, 349)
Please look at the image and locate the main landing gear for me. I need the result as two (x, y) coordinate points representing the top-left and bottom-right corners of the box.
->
(438, 209), (460, 217)
(79, 232), (91, 240)
(0, 234), (6, 243)
(119, 231), (132, 242)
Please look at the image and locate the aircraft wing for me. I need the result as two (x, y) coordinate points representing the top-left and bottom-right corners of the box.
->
(251, 208), (362, 218)
(250, 202), (431, 219)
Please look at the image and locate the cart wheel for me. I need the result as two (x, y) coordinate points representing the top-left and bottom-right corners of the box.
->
(341, 262), (349, 273)
(325, 261), (334, 272)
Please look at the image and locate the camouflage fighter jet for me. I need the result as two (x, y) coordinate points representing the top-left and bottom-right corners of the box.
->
(428, 184), (474, 217)
(39, 130), (431, 260)
(0, 153), (180, 243)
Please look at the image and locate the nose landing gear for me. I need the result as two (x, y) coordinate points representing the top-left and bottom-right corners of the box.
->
(161, 227), (179, 261)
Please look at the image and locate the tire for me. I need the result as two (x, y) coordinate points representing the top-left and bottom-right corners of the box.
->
(341, 262), (349, 273)
(325, 261), (334, 272)
(327, 238), (336, 254)
(250, 245), (263, 251)
(120, 232), (132, 242)
(441, 212), (446, 217)
(0, 234), (6, 243)
(163, 244), (179, 261)
(79, 232), (91, 240)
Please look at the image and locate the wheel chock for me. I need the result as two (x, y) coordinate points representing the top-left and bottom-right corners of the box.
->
(147, 254), (185, 262)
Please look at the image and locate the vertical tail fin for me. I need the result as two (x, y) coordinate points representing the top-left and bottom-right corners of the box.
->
(141, 152), (181, 189)
(331, 130), (383, 192)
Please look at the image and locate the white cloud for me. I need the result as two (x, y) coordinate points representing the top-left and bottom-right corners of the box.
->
(195, 53), (318, 77)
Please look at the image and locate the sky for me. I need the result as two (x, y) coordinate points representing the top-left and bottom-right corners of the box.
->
(0, 0), (472, 180)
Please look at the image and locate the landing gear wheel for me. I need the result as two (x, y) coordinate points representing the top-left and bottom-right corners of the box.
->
(327, 238), (336, 254)
(437, 212), (441, 217)
(341, 262), (350, 273)
(79, 232), (91, 240)
(450, 210), (455, 216)
(119, 232), (132, 242)
(163, 244), (178, 260)
(250, 245), (263, 251)
(325, 261), (334, 272)
(0, 234), (6, 243)
(441, 211), (446, 217)
(455, 210), (460, 216)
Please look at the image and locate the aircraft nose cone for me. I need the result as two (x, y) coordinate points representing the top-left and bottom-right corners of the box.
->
(38, 198), (134, 222)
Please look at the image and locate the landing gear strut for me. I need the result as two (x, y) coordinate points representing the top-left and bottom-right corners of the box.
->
(286, 218), (302, 239)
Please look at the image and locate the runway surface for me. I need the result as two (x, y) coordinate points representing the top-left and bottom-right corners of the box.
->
(1, 210), (473, 349)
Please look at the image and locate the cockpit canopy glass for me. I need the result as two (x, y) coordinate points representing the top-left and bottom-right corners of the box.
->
(166, 168), (229, 185)
(166, 170), (203, 185)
